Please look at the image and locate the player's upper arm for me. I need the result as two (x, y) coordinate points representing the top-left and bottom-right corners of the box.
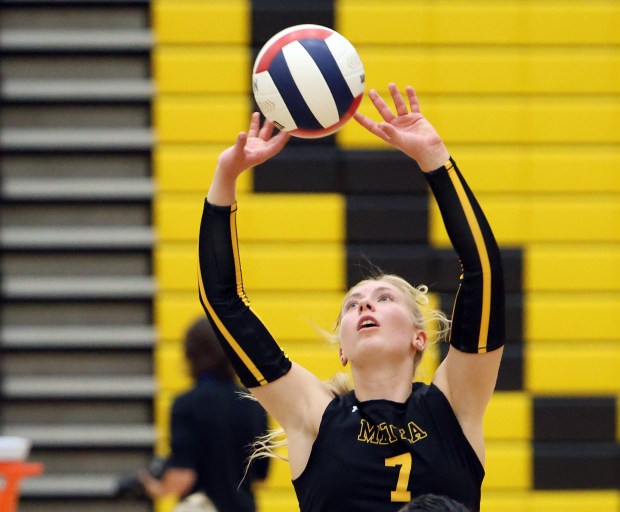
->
(433, 344), (503, 425)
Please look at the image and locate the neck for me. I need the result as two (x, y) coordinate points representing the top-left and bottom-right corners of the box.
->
(351, 363), (414, 403)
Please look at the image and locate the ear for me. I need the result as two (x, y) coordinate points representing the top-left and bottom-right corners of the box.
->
(413, 330), (428, 351)
(339, 347), (348, 367)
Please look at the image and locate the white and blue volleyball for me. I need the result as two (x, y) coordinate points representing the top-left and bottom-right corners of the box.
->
(252, 24), (365, 138)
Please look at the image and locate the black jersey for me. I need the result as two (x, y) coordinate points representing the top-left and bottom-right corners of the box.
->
(293, 383), (484, 512)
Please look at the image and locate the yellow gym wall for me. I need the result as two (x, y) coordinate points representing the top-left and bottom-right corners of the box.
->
(151, 1), (619, 511)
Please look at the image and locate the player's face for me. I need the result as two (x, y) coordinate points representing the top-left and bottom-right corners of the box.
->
(339, 280), (418, 364)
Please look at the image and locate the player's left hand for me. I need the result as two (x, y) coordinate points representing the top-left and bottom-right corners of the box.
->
(354, 83), (449, 172)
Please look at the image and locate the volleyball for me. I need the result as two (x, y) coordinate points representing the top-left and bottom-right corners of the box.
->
(252, 24), (365, 138)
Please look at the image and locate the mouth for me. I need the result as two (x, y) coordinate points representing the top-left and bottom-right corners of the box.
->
(357, 315), (380, 331)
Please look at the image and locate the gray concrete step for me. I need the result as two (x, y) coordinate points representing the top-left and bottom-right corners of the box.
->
(21, 473), (120, 498)
(2, 375), (155, 399)
(0, 127), (154, 151)
(1, 78), (153, 102)
(2, 276), (155, 300)
(0, 29), (152, 52)
(2, 400), (152, 426)
(0, 227), (154, 250)
(2, 154), (151, 180)
(1, 424), (156, 449)
(2, 178), (154, 201)
(1, 325), (155, 350)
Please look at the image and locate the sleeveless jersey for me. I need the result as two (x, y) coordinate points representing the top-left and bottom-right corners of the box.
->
(292, 383), (484, 512)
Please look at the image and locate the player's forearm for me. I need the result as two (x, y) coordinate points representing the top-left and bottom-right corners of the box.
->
(198, 199), (292, 387)
(425, 158), (505, 353)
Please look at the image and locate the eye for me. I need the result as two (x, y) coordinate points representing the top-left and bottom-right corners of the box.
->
(344, 300), (358, 311)
(378, 293), (394, 302)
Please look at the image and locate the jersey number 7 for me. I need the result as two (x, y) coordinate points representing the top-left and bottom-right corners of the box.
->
(385, 452), (412, 502)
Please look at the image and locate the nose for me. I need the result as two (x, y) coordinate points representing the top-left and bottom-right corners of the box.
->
(358, 299), (374, 312)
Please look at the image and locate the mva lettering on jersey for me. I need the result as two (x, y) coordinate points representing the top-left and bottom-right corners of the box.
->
(357, 419), (428, 445)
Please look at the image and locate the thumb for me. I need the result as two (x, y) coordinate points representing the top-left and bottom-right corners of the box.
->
(234, 131), (248, 149)
(378, 122), (399, 141)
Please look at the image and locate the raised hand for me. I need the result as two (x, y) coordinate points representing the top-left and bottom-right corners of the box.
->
(354, 83), (449, 172)
(209, 113), (290, 205)
(217, 112), (290, 179)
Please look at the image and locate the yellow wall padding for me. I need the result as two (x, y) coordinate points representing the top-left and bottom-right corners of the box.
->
(156, 295), (204, 344)
(337, 1), (620, 45)
(526, 341), (620, 394)
(154, 96), (250, 143)
(482, 441), (531, 490)
(156, 194), (345, 242)
(484, 393), (531, 441)
(154, 47), (250, 94)
(430, 196), (620, 245)
(152, 0), (249, 44)
(257, 491), (299, 512)
(155, 345), (192, 393)
(358, 47), (620, 95)
(526, 245), (620, 292)
(527, 295), (620, 341)
(156, 293), (344, 344)
(154, 392), (175, 455)
(481, 490), (620, 512)
(446, 146), (620, 194)
(154, 145), (252, 194)
(156, 242), (345, 292)
(262, 457), (295, 490)
(338, 97), (620, 147)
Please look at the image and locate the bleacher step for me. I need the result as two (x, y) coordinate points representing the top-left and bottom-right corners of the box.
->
(0, 226), (154, 250)
(0, 127), (153, 151)
(3, 276), (155, 300)
(3, 178), (154, 201)
(1, 325), (155, 350)
(1, 78), (153, 102)
(0, 424), (156, 448)
(20, 473), (119, 498)
(2, 375), (155, 399)
(0, 29), (152, 52)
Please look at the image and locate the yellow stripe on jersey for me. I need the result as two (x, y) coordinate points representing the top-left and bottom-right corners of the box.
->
(445, 161), (492, 353)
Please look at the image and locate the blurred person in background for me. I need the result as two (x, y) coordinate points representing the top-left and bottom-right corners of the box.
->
(139, 318), (270, 512)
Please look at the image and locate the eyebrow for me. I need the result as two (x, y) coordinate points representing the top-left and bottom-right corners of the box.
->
(345, 286), (394, 301)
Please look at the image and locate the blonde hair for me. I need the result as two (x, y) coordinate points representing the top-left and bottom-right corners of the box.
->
(246, 273), (450, 466)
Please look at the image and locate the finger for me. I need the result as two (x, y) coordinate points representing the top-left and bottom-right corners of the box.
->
(368, 89), (396, 122)
(378, 122), (400, 141)
(248, 112), (261, 138)
(267, 130), (290, 152)
(353, 111), (392, 142)
(234, 131), (248, 150)
(389, 83), (409, 116)
(406, 86), (421, 114)
(258, 117), (275, 140)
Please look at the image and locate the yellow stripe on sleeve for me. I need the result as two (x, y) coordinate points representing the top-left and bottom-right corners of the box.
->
(197, 258), (267, 386)
(446, 161), (492, 353)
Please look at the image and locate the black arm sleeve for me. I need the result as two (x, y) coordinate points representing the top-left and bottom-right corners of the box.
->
(425, 158), (505, 353)
(197, 200), (292, 387)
